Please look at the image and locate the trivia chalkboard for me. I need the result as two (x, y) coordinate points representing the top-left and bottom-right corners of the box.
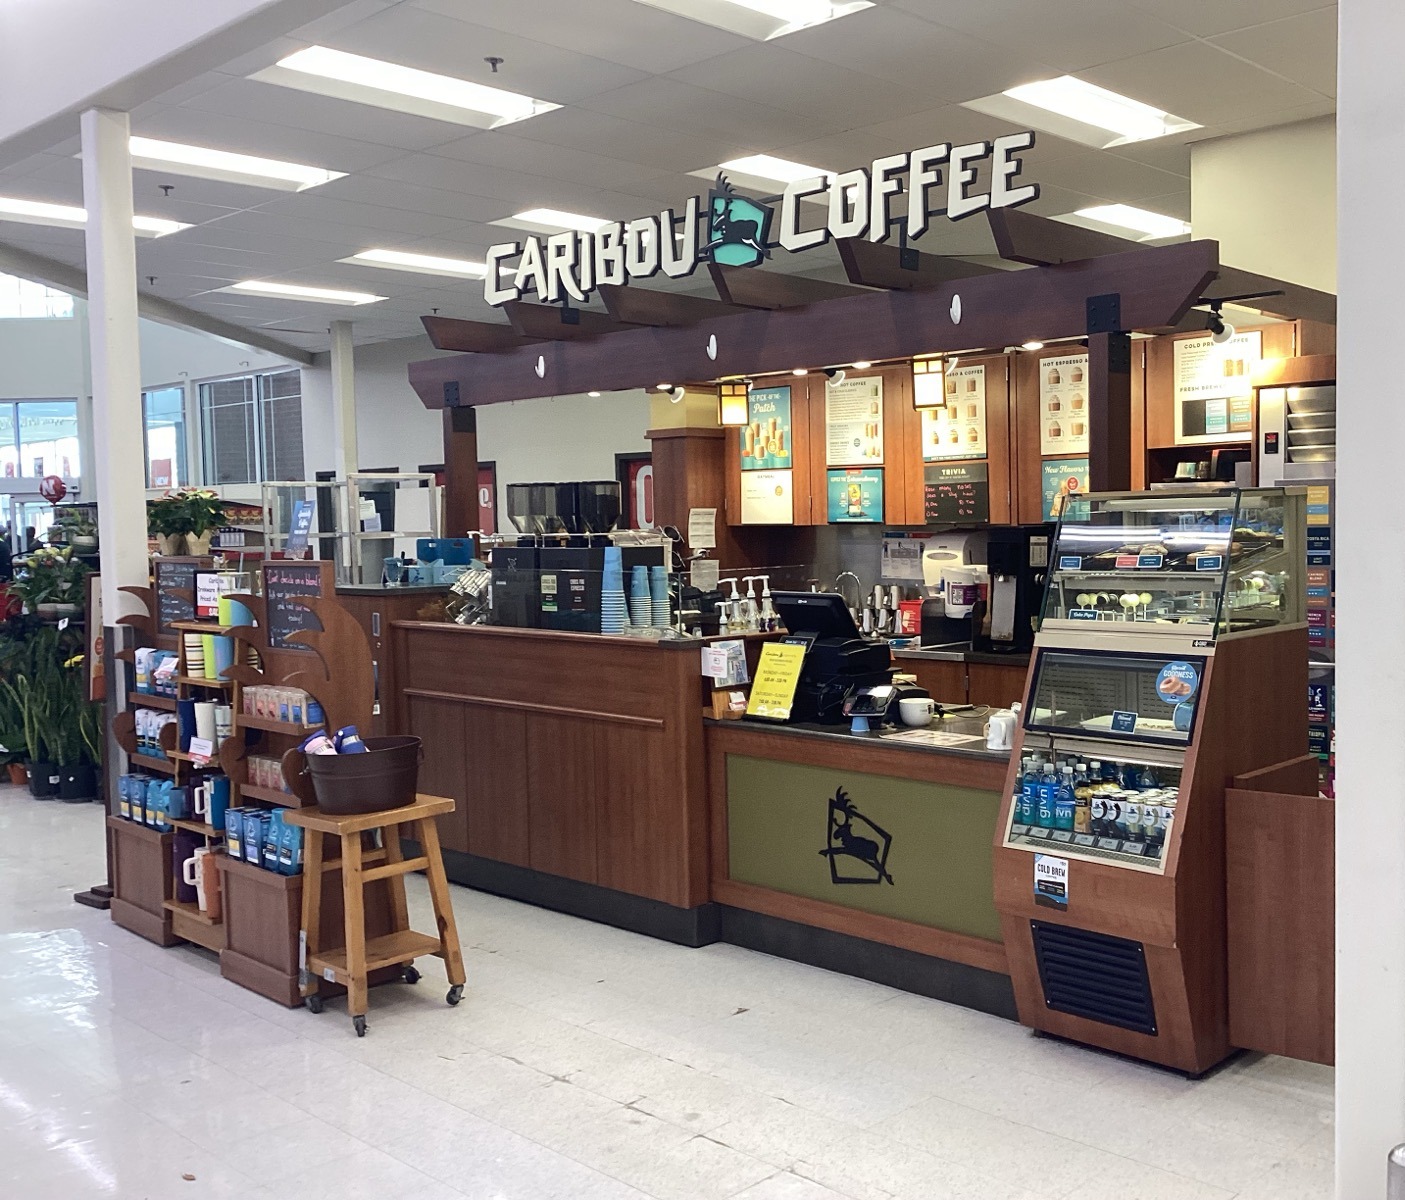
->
(924, 462), (990, 524)
(154, 558), (200, 636)
(263, 561), (329, 651)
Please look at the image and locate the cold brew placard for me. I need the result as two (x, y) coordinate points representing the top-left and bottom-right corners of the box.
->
(263, 561), (329, 651)
(154, 558), (200, 637)
(924, 462), (990, 524)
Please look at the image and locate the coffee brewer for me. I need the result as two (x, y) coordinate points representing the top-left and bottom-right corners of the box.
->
(973, 523), (1054, 655)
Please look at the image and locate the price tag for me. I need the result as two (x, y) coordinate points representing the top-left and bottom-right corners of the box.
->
(1195, 555), (1223, 572)
(1058, 556), (1082, 571)
(1073, 834), (1096, 848)
(188, 737), (214, 765)
(1111, 711), (1138, 734)
(1029, 827), (1051, 840)
(1070, 609), (1099, 621)
(1097, 837), (1122, 851)
(1136, 554), (1164, 569)
(1121, 841), (1147, 856)
(1010, 823), (1030, 837)
(1115, 554), (1139, 570)
(1050, 830), (1074, 843)
(57, 617), (69, 630)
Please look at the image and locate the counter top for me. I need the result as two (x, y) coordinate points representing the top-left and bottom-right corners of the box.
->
(893, 643), (1031, 668)
(706, 712), (1011, 764)
(335, 584), (449, 596)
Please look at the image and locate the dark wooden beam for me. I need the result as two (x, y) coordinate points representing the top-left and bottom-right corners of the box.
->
(1088, 331), (1133, 492)
(988, 208), (1139, 266)
(1206, 267), (1337, 327)
(421, 315), (541, 354)
(503, 300), (633, 340)
(836, 238), (998, 290)
(408, 240), (1220, 409)
(597, 282), (744, 326)
(442, 405), (478, 537)
(708, 262), (872, 309)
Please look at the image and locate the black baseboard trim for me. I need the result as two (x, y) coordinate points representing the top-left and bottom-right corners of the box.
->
(717, 905), (1018, 1021)
(435, 846), (722, 948)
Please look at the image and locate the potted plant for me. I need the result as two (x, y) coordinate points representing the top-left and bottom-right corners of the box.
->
(51, 506), (98, 551)
(178, 488), (226, 556)
(5, 670), (54, 797)
(147, 493), (188, 556)
(54, 653), (98, 802)
(10, 546), (89, 620)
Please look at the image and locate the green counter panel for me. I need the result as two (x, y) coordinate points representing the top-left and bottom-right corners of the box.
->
(725, 754), (1004, 942)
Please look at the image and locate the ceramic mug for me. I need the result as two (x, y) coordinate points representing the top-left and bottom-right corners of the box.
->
(898, 697), (936, 728)
(985, 709), (1018, 750)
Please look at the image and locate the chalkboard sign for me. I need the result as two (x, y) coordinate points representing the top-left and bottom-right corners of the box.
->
(924, 462), (990, 524)
(263, 561), (328, 651)
(154, 558), (200, 636)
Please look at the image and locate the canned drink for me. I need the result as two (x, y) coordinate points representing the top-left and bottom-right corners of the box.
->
(1142, 803), (1160, 844)
(1121, 801), (1142, 841)
(1074, 796), (1092, 835)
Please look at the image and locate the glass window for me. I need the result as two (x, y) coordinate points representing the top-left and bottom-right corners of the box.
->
(16, 401), (79, 478)
(0, 273), (73, 319)
(198, 370), (303, 485)
(142, 386), (187, 488)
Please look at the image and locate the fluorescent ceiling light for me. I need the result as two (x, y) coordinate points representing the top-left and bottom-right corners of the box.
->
(631, 0), (873, 40)
(0, 196), (190, 238)
(964, 76), (1200, 150)
(225, 280), (385, 305)
(493, 208), (612, 236)
(251, 46), (560, 130)
(718, 154), (829, 184)
(128, 136), (344, 192)
(344, 248), (487, 279)
(1058, 204), (1191, 241)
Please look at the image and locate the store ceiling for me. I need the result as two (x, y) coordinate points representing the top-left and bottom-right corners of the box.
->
(0, 0), (1337, 354)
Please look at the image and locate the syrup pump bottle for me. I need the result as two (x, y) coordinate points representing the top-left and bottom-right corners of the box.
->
(757, 575), (778, 632)
(739, 576), (761, 633)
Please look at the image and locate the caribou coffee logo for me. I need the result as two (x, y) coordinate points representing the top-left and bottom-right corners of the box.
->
(483, 131), (1039, 307)
(820, 788), (894, 886)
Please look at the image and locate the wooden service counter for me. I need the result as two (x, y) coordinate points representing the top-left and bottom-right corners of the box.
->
(707, 717), (1015, 1017)
(335, 585), (448, 737)
(389, 622), (715, 944)
(892, 647), (1030, 710)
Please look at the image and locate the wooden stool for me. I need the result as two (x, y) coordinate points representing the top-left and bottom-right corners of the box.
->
(284, 794), (466, 1036)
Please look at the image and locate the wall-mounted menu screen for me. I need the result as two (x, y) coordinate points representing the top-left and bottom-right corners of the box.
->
(924, 462), (989, 524)
(154, 558), (199, 636)
(263, 562), (327, 651)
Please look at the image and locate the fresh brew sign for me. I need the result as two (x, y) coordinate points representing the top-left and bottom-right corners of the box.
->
(484, 131), (1040, 306)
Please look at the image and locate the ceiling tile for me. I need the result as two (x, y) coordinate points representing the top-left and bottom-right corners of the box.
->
(667, 44), (931, 127)
(1080, 41), (1326, 127)
(1125, 0), (1335, 40)
(1137, 191), (1191, 220)
(318, 5), (649, 105)
(1211, 7), (1337, 97)
(251, 193), (477, 239)
(412, 0), (752, 73)
(312, 174), (510, 221)
(426, 129), (670, 192)
(1026, 148), (1189, 204)
(504, 107), (751, 174)
(891, 0), (1191, 73)
(130, 107), (405, 173)
(357, 153), (604, 209)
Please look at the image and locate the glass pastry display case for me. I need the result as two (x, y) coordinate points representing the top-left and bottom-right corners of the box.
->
(1039, 488), (1303, 637)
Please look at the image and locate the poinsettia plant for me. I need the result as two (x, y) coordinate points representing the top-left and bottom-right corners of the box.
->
(10, 546), (90, 609)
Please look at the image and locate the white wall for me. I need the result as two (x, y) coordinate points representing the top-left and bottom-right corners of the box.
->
(299, 335), (652, 518)
(139, 319), (291, 388)
(1337, 3), (1403, 1196)
(1191, 116), (1336, 291)
(0, 317), (86, 399)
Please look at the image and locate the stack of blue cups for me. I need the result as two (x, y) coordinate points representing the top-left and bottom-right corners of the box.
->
(650, 566), (670, 627)
(600, 546), (626, 634)
(629, 564), (651, 627)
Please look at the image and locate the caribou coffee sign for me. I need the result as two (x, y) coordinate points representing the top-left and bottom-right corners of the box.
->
(484, 131), (1040, 307)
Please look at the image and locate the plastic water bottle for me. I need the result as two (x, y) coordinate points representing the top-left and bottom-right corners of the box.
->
(1017, 757), (1037, 825)
(1036, 765), (1057, 828)
(1054, 766), (1077, 832)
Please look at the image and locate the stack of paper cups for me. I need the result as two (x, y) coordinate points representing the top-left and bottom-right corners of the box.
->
(650, 566), (669, 627)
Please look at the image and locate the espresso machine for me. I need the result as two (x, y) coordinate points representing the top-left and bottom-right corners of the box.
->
(972, 523), (1054, 655)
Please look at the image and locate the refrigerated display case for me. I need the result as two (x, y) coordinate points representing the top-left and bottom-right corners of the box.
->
(994, 487), (1308, 1073)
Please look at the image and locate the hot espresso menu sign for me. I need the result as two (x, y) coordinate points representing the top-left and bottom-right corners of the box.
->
(484, 132), (1041, 306)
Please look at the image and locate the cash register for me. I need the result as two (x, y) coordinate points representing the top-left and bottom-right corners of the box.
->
(771, 592), (902, 724)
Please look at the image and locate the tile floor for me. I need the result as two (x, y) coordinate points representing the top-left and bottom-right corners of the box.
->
(1, 790), (1334, 1199)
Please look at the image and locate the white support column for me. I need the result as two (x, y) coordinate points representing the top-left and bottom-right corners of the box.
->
(330, 320), (357, 478)
(80, 108), (148, 620)
(1338, 2), (1405, 1197)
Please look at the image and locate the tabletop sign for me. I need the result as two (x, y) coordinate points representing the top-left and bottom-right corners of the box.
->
(1070, 609), (1099, 621)
(1136, 554), (1164, 569)
(1195, 555), (1224, 572)
(923, 462), (989, 524)
(1114, 554), (1139, 570)
(1034, 854), (1069, 911)
(285, 500), (317, 559)
(1111, 710), (1139, 734)
(1058, 556), (1082, 571)
(188, 737), (214, 766)
(154, 558), (200, 637)
(745, 642), (806, 722)
(263, 561), (327, 651)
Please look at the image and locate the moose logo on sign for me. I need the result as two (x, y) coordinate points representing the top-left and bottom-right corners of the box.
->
(703, 175), (772, 269)
(820, 788), (894, 886)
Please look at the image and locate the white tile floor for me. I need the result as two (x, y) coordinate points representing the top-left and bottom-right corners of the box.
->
(1, 789), (1334, 1199)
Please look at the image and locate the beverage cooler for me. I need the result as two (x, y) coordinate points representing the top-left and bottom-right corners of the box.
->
(993, 488), (1307, 1074)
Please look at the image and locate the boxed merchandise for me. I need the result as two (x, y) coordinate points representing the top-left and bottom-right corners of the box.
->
(262, 810), (284, 872)
(225, 807), (245, 860)
(277, 819), (303, 876)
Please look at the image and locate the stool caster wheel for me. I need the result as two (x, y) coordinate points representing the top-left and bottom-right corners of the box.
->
(446, 984), (464, 1006)
(305, 994), (324, 1014)
(402, 965), (421, 985)
(353, 1015), (367, 1037)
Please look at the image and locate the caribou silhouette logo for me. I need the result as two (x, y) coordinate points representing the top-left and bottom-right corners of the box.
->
(820, 788), (894, 886)
(703, 174), (773, 268)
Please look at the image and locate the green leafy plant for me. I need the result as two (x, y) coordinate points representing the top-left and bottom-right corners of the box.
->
(4, 673), (49, 764)
(51, 506), (97, 543)
(10, 546), (90, 610)
(178, 488), (226, 536)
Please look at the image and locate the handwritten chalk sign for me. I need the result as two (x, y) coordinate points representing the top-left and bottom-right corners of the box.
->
(263, 561), (327, 651)
(923, 461), (990, 524)
(154, 558), (199, 636)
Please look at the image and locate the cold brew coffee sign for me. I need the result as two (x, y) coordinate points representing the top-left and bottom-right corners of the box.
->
(484, 132), (1040, 306)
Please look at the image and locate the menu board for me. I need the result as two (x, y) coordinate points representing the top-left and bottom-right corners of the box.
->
(921, 364), (987, 461)
(741, 386), (792, 470)
(826, 469), (884, 523)
(1173, 330), (1262, 445)
(825, 375), (884, 465)
(154, 558), (198, 636)
(739, 469), (793, 525)
(924, 462), (990, 524)
(1040, 353), (1090, 455)
(263, 562), (326, 651)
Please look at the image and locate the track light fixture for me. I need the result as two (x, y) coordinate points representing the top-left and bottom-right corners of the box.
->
(669, 386), (686, 404)
(1207, 300), (1234, 345)
(823, 368), (847, 385)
